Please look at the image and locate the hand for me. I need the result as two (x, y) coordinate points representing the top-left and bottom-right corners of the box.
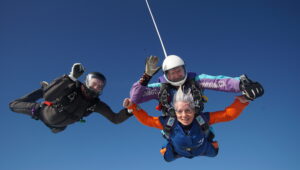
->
(145, 56), (161, 76)
(240, 75), (264, 100)
(123, 98), (132, 108)
(70, 63), (85, 79)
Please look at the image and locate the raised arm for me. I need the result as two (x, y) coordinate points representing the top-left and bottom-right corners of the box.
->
(68, 63), (85, 81)
(130, 56), (161, 104)
(130, 81), (160, 104)
(209, 96), (249, 125)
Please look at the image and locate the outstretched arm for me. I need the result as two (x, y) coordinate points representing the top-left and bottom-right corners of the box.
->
(196, 74), (264, 101)
(123, 98), (163, 129)
(94, 101), (132, 124)
(196, 74), (241, 93)
(209, 96), (249, 125)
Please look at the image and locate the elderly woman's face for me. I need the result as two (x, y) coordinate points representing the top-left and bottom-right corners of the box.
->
(175, 101), (195, 126)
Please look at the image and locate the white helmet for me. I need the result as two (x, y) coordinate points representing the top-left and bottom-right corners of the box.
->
(162, 55), (187, 86)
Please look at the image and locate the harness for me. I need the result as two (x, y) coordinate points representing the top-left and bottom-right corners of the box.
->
(162, 113), (215, 141)
(158, 78), (208, 139)
(158, 78), (206, 115)
(41, 75), (99, 124)
(43, 96), (98, 123)
(194, 113), (215, 142)
(41, 98), (97, 132)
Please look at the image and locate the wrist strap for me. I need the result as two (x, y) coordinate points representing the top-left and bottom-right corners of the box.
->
(139, 73), (152, 86)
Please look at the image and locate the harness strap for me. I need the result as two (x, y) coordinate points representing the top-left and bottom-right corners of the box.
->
(159, 78), (209, 140)
(195, 114), (215, 141)
(44, 97), (98, 126)
(43, 101), (53, 106)
(162, 114), (215, 142)
(158, 78), (206, 116)
(162, 116), (176, 139)
(187, 79), (205, 113)
(182, 141), (204, 152)
(159, 83), (173, 116)
(86, 103), (97, 112)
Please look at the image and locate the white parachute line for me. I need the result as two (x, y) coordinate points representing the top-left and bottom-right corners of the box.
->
(145, 0), (168, 58)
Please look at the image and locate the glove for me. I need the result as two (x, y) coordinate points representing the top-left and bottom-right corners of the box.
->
(239, 75), (264, 100)
(69, 63), (85, 80)
(145, 56), (161, 76)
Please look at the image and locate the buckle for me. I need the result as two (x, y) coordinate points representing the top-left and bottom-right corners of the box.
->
(185, 148), (192, 152)
(54, 103), (64, 112)
(67, 91), (77, 101)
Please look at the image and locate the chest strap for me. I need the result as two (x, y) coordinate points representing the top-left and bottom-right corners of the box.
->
(162, 114), (215, 141)
(161, 116), (176, 140)
(195, 114), (215, 141)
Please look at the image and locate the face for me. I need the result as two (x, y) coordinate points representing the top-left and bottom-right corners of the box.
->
(175, 101), (195, 126)
(87, 78), (105, 93)
(166, 66), (185, 82)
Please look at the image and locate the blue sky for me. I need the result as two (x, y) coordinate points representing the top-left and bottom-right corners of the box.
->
(1, 0), (299, 169)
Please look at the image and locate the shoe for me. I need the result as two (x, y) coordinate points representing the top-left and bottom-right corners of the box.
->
(212, 141), (219, 149)
(160, 148), (167, 155)
(40, 81), (49, 89)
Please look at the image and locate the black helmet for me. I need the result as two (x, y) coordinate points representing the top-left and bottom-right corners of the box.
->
(84, 72), (106, 98)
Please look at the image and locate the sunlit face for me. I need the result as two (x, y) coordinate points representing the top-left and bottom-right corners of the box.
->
(87, 78), (105, 93)
(166, 66), (185, 82)
(175, 101), (195, 126)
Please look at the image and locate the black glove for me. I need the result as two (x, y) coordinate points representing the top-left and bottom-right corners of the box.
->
(69, 63), (85, 79)
(239, 74), (264, 100)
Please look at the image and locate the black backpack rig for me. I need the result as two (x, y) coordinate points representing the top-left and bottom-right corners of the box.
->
(42, 75), (98, 123)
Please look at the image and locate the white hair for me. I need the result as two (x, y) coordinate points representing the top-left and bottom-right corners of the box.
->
(173, 86), (195, 110)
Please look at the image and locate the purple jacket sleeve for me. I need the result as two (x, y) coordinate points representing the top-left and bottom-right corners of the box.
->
(196, 74), (241, 92)
(130, 81), (160, 104)
(130, 73), (241, 104)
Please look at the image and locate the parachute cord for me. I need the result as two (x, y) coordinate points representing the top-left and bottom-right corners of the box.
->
(145, 0), (168, 58)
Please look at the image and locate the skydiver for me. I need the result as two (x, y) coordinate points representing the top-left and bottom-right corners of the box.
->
(9, 63), (132, 133)
(130, 55), (263, 115)
(124, 87), (249, 162)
